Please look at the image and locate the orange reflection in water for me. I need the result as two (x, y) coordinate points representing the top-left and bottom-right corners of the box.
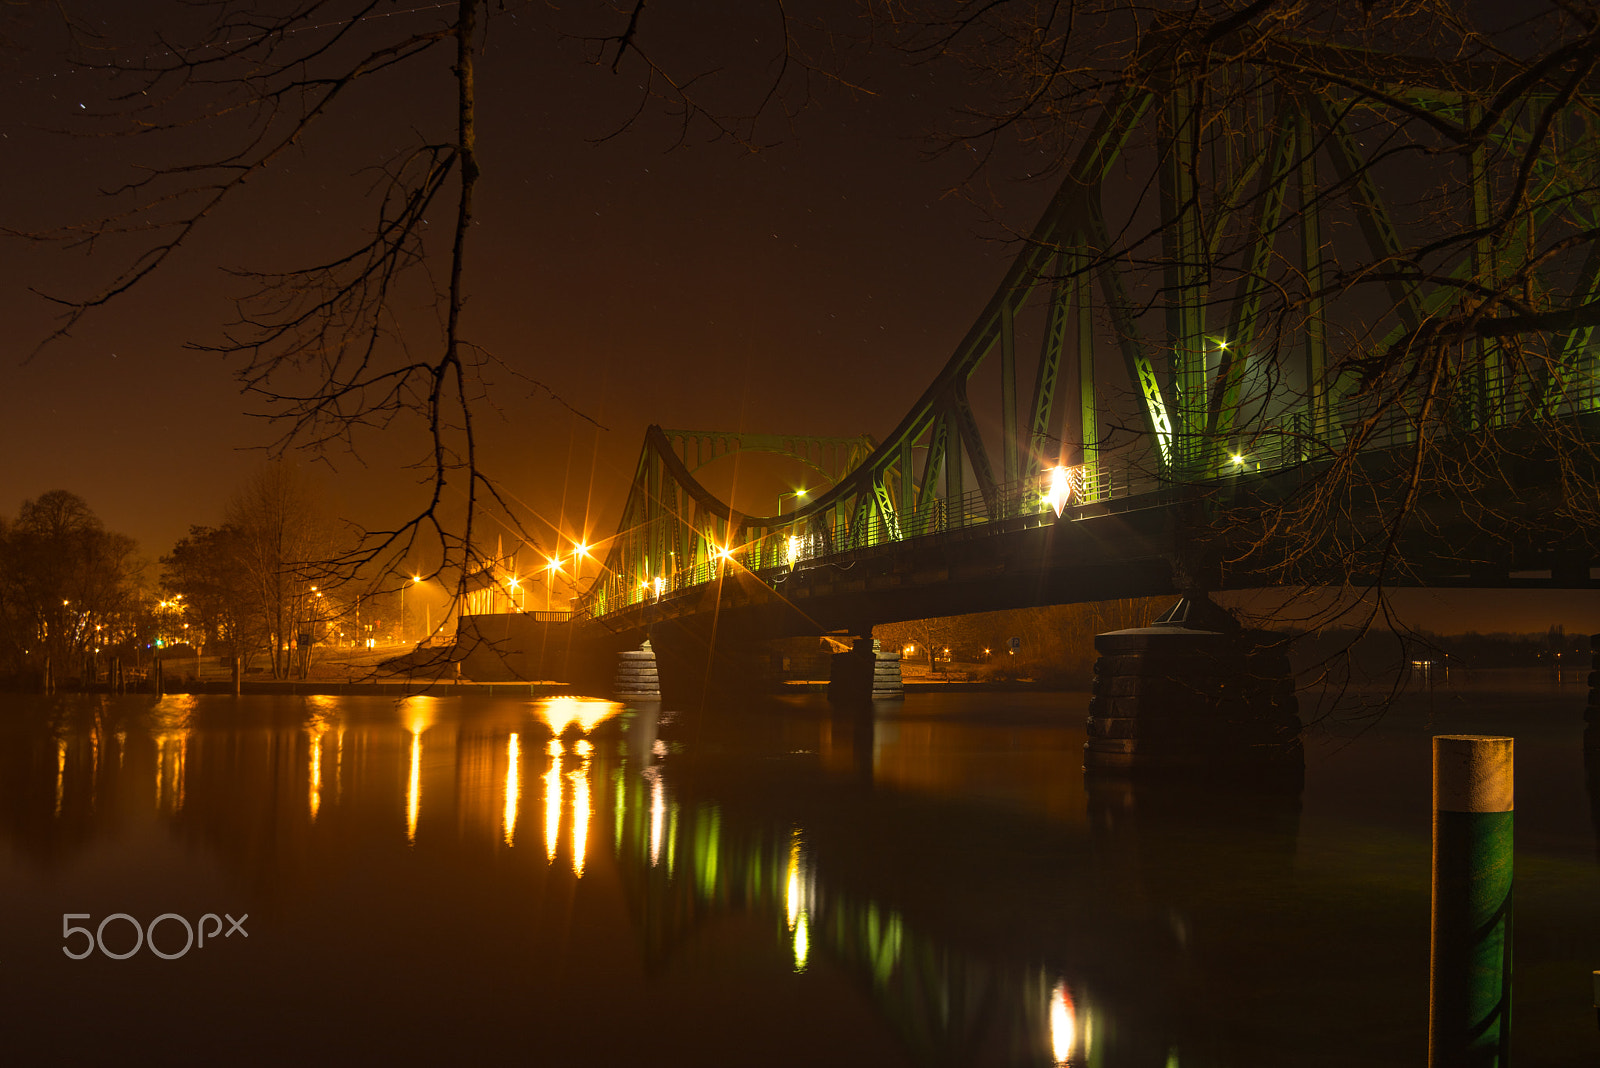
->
(401, 699), (437, 844)
(54, 737), (66, 817)
(532, 698), (613, 875)
(570, 739), (592, 877)
(153, 697), (194, 813)
(537, 696), (620, 736)
(309, 732), (323, 821)
(89, 724), (99, 810)
(306, 699), (339, 822)
(538, 734), (598, 876)
(544, 739), (563, 863)
(503, 733), (521, 847)
(406, 729), (422, 843)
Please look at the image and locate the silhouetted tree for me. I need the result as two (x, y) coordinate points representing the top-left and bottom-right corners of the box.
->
(224, 464), (340, 679)
(161, 524), (264, 671)
(0, 491), (142, 686)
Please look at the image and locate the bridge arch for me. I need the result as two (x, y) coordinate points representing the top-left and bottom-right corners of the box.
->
(580, 32), (1600, 622)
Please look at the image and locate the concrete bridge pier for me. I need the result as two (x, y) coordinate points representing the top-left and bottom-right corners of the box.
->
(1085, 597), (1302, 773)
(827, 638), (904, 705)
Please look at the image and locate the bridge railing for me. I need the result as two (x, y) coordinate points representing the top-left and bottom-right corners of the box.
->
(1205, 360), (1600, 478)
(580, 455), (1172, 617)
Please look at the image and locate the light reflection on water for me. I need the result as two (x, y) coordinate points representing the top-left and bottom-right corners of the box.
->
(1049, 980), (1076, 1064)
(543, 737), (562, 864)
(503, 732), (520, 847)
(0, 687), (1596, 1065)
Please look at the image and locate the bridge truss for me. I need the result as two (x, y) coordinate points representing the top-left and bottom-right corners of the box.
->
(581, 30), (1600, 619)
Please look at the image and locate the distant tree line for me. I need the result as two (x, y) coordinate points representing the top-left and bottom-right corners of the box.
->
(1292, 624), (1591, 677)
(876, 602), (1594, 689)
(0, 465), (382, 691)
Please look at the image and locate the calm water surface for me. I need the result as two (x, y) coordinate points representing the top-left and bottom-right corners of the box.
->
(1, 672), (1597, 1065)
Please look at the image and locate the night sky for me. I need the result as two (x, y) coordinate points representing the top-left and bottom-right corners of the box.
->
(2, 1), (1595, 636)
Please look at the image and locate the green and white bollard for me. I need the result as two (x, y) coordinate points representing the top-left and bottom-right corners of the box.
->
(1430, 735), (1514, 1068)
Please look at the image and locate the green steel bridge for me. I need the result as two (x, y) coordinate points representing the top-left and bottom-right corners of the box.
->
(569, 35), (1600, 636)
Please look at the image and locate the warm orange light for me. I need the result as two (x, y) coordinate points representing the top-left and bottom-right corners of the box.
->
(544, 740), (563, 863)
(54, 738), (66, 817)
(1046, 465), (1072, 517)
(1050, 982), (1077, 1064)
(405, 728), (422, 843)
(649, 773), (666, 867)
(539, 696), (620, 736)
(570, 740), (592, 878)
(308, 729), (323, 821)
(503, 732), (521, 847)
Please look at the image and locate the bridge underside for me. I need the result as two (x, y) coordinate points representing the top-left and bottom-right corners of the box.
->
(598, 504), (1181, 643)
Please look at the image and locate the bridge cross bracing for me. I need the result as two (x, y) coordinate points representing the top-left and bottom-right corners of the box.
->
(579, 34), (1600, 621)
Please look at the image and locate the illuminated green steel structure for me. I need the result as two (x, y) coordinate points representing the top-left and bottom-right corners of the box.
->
(582, 38), (1600, 619)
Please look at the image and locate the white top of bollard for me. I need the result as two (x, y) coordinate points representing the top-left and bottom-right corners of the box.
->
(1433, 735), (1514, 813)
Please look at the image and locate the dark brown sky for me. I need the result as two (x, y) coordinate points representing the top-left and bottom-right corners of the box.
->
(2, 3), (1038, 545)
(2, 1), (1595, 635)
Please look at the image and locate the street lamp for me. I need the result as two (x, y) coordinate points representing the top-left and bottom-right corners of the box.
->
(401, 575), (421, 643)
(545, 556), (564, 612)
(778, 488), (808, 514)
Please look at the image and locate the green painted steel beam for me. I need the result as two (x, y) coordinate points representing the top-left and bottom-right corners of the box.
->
(899, 438), (913, 530)
(1207, 104), (1299, 466)
(918, 415), (948, 518)
(1161, 78), (1209, 476)
(1087, 192), (1175, 467)
(1000, 303), (1018, 483)
(1027, 250), (1068, 482)
(944, 406), (964, 527)
(1311, 92), (1427, 334)
(1300, 102), (1330, 445)
(951, 382), (998, 518)
(1072, 85), (1155, 186)
(1075, 246), (1099, 492)
(872, 476), (901, 542)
